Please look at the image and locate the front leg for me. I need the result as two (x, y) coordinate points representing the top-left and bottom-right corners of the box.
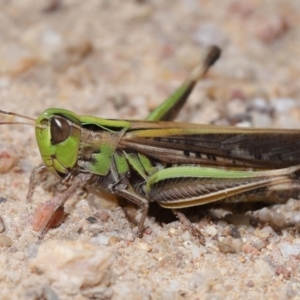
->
(26, 165), (48, 202)
(32, 172), (93, 238)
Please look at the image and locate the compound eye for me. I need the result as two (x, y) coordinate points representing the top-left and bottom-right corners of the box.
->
(50, 116), (71, 144)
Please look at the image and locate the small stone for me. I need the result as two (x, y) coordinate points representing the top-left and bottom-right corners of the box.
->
(183, 241), (193, 250)
(217, 242), (237, 254)
(278, 242), (300, 259)
(222, 225), (241, 239)
(31, 240), (114, 291)
(0, 233), (12, 247)
(91, 234), (110, 246)
(86, 216), (97, 224)
(272, 211), (286, 227)
(254, 259), (275, 278)
(271, 244), (285, 265)
(204, 225), (218, 237)
(275, 265), (291, 280)
(251, 238), (267, 250)
(108, 235), (121, 246)
(181, 230), (191, 241)
(0, 197), (7, 204)
(246, 280), (255, 288)
(94, 210), (109, 222)
(259, 226), (276, 238)
(143, 227), (152, 235)
(168, 227), (176, 236)
(256, 207), (271, 223)
(32, 198), (64, 232)
(135, 242), (152, 252)
(242, 242), (259, 256)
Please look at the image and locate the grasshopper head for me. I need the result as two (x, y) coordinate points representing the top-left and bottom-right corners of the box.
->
(35, 108), (82, 178)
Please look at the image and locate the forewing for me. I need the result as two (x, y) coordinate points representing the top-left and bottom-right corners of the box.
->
(119, 121), (300, 168)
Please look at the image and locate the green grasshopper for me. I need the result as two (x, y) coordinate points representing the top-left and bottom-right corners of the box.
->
(2, 46), (300, 241)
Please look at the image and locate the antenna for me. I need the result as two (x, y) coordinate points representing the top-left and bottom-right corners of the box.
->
(0, 110), (36, 122)
(0, 110), (46, 129)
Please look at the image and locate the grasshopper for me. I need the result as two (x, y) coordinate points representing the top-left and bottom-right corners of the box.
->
(1, 46), (300, 241)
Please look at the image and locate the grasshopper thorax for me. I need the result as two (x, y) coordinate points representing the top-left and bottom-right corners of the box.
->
(35, 108), (82, 178)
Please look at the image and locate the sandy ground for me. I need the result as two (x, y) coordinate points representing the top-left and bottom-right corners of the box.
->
(1, 0), (300, 299)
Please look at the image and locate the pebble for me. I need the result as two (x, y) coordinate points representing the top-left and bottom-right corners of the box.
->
(181, 230), (191, 241)
(275, 265), (291, 280)
(204, 225), (218, 237)
(182, 240), (203, 258)
(254, 259), (275, 278)
(90, 234), (110, 246)
(168, 227), (176, 236)
(246, 280), (255, 288)
(256, 207), (271, 223)
(242, 242), (259, 256)
(217, 242), (237, 254)
(259, 226), (276, 238)
(135, 242), (152, 252)
(31, 240), (114, 291)
(270, 244), (285, 265)
(94, 210), (110, 222)
(32, 197), (64, 232)
(278, 242), (300, 259)
(0, 233), (12, 247)
(250, 238), (267, 250)
(272, 211), (286, 227)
